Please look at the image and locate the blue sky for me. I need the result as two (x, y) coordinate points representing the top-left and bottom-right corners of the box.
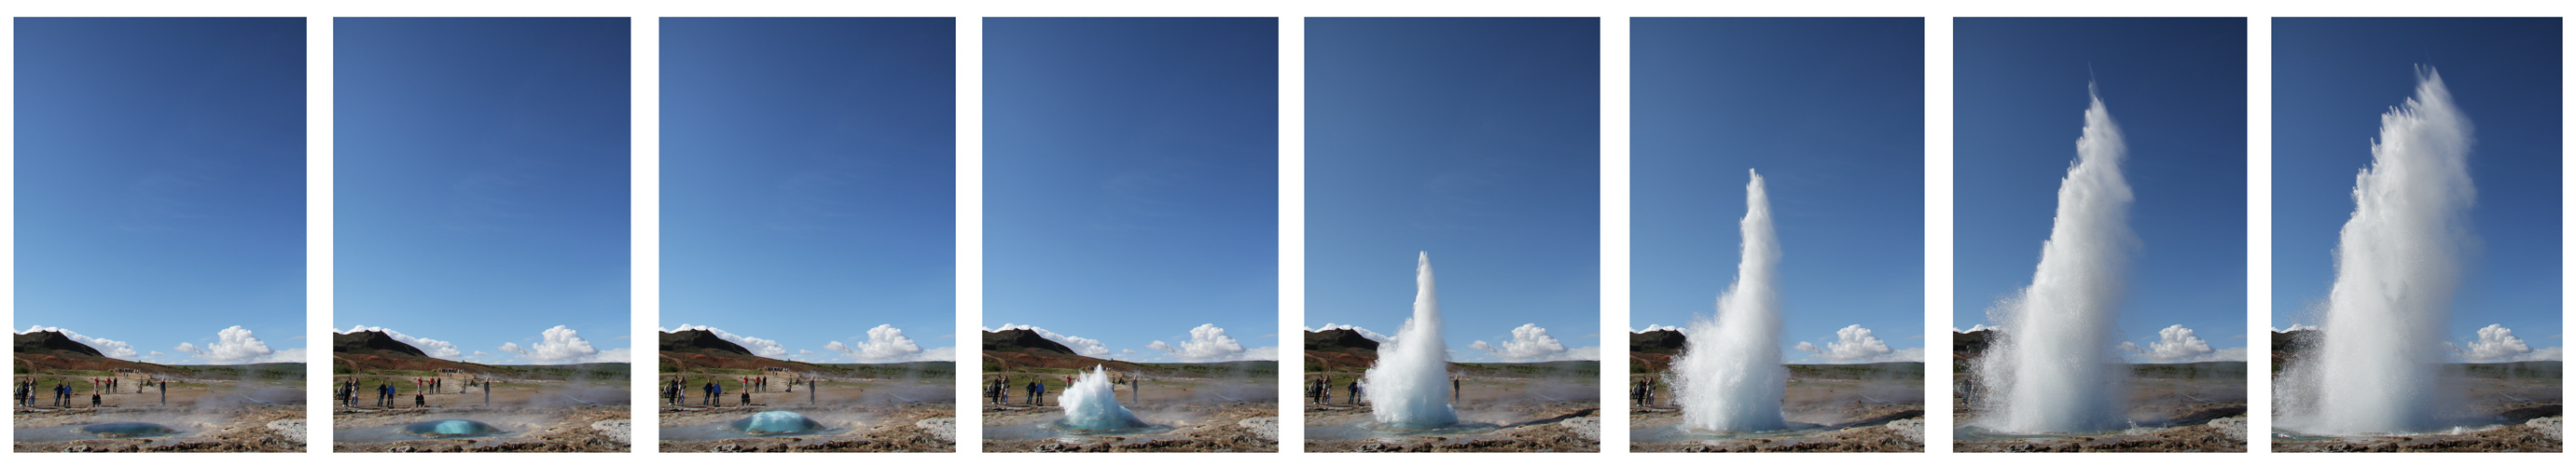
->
(2272, 18), (2562, 361)
(1629, 18), (1926, 364)
(1953, 18), (2249, 363)
(658, 18), (956, 364)
(981, 18), (1279, 363)
(1305, 18), (1600, 363)
(335, 18), (630, 365)
(15, 18), (306, 365)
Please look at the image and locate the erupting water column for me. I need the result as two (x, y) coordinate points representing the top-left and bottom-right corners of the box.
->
(1364, 253), (1460, 429)
(1058, 365), (1146, 431)
(1976, 87), (2135, 433)
(2293, 70), (2472, 435)
(1670, 170), (1789, 432)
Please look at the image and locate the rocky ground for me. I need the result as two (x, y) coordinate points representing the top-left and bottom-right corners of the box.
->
(1629, 406), (1924, 452)
(1954, 417), (2249, 452)
(2274, 401), (2562, 453)
(1303, 401), (1600, 452)
(1628, 376), (1924, 452)
(331, 404), (630, 452)
(983, 403), (1277, 452)
(659, 404), (956, 452)
(15, 404), (305, 452)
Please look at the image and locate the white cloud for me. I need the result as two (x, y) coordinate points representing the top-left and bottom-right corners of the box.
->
(338, 325), (464, 360)
(174, 326), (302, 364)
(500, 325), (623, 364)
(1306, 322), (1390, 342)
(2461, 324), (2549, 363)
(1795, 324), (1898, 363)
(985, 323), (1111, 357)
(19, 325), (140, 360)
(1146, 323), (1273, 363)
(2209, 347), (2248, 363)
(666, 323), (789, 359)
(1634, 324), (1685, 334)
(827, 324), (949, 363)
(1469, 323), (1586, 363)
(2122, 324), (2218, 363)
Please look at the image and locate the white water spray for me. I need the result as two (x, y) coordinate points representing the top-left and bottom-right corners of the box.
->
(1364, 252), (1460, 429)
(2282, 70), (2472, 435)
(1670, 170), (1788, 432)
(1058, 365), (1144, 431)
(1975, 88), (2135, 433)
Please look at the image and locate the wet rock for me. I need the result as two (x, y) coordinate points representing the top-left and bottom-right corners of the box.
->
(2528, 417), (2562, 444)
(590, 419), (631, 445)
(1237, 417), (1279, 442)
(1888, 418), (1925, 445)
(2209, 417), (2247, 443)
(269, 418), (308, 445)
(1560, 417), (1600, 443)
(916, 418), (957, 443)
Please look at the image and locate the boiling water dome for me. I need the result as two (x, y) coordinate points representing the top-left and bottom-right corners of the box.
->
(1057, 365), (1147, 431)
(404, 419), (505, 438)
(730, 411), (828, 435)
(79, 422), (179, 438)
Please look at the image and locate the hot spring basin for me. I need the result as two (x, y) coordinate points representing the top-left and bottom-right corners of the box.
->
(80, 422), (182, 438)
(730, 411), (828, 436)
(404, 419), (507, 439)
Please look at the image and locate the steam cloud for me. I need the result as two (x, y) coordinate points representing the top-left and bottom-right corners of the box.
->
(339, 325), (465, 360)
(1469, 323), (1595, 363)
(175, 325), (304, 364)
(986, 323), (1111, 357)
(500, 325), (627, 364)
(20, 325), (140, 360)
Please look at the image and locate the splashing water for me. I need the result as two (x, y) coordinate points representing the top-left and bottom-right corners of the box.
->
(730, 411), (828, 435)
(2279, 70), (2472, 435)
(1670, 170), (1789, 432)
(1365, 252), (1460, 430)
(1057, 365), (1145, 431)
(1975, 88), (2135, 433)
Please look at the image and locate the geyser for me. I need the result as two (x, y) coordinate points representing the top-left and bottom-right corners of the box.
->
(79, 422), (180, 438)
(2281, 70), (2472, 435)
(1974, 87), (2135, 433)
(1669, 170), (1789, 432)
(1056, 365), (1146, 431)
(730, 411), (829, 435)
(403, 419), (506, 438)
(1364, 252), (1460, 430)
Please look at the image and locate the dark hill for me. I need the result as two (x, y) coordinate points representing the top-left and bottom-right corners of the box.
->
(16, 330), (104, 358)
(658, 329), (837, 374)
(331, 330), (490, 374)
(334, 330), (426, 358)
(1304, 329), (1380, 372)
(13, 330), (163, 372)
(980, 329), (1144, 372)
(1627, 329), (1686, 373)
